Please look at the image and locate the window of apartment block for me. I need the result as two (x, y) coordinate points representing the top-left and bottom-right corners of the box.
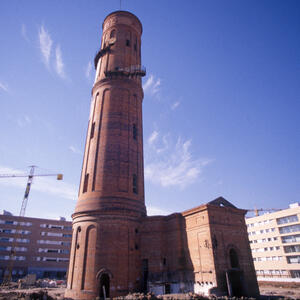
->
(287, 255), (300, 264)
(16, 238), (29, 243)
(47, 232), (63, 237)
(277, 214), (298, 225)
(284, 245), (300, 253)
(279, 224), (300, 234)
(291, 270), (300, 278)
(282, 234), (300, 243)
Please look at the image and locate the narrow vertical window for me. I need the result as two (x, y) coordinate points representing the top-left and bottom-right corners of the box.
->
(133, 124), (137, 140)
(83, 174), (89, 193)
(126, 39), (130, 47)
(133, 174), (137, 194)
(134, 36), (137, 51)
(90, 122), (95, 139)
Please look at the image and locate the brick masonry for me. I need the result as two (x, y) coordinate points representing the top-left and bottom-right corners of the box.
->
(64, 11), (259, 299)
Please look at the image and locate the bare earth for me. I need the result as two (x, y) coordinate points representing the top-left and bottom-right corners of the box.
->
(0, 282), (300, 299)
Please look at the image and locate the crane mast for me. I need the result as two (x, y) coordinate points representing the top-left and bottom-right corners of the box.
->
(0, 166), (63, 285)
(19, 165), (35, 217)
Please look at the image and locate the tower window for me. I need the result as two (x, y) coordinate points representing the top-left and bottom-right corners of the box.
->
(133, 124), (137, 140)
(83, 174), (89, 193)
(163, 258), (167, 265)
(134, 36), (137, 51)
(126, 39), (130, 47)
(110, 30), (116, 38)
(133, 174), (137, 194)
(90, 122), (95, 139)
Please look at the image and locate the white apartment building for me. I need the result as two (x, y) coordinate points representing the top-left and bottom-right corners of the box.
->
(246, 203), (300, 282)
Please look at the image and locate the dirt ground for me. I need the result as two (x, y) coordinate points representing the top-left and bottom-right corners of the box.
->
(0, 282), (300, 299)
(258, 281), (300, 299)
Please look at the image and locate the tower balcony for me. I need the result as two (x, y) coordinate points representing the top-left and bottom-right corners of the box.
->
(105, 65), (146, 78)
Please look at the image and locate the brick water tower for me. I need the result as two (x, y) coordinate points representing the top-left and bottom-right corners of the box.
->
(65, 11), (146, 299)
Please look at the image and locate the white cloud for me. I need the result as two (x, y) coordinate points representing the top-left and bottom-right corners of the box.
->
(0, 81), (8, 93)
(0, 166), (77, 201)
(147, 130), (169, 154)
(85, 61), (92, 79)
(171, 101), (180, 110)
(143, 74), (161, 95)
(145, 134), (213, 189)
(21, 24), (29, 42)
(55, 45), (66, 79)
(147, 130), (159, 145)
(69, 145), (82, 155)
(38, 25), (53, 67)
(147, 205), (171, 216)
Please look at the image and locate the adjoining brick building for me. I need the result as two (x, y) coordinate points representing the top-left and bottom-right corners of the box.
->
(246, 203), (300, 282)
(0, 212), (72, 281)
(65, 10), (259, 299)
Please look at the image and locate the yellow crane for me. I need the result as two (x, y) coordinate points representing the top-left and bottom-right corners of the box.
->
(0, 166), (63, 284)
(247, 207), (282, 217)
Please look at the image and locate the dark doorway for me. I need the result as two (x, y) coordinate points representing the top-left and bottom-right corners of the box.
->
(165, 283), (171, 294)
(229, 248), (239, 268)
(226, 270), (244, 297)
(99, 273), (110, 299)
(141, 259), (148, 293)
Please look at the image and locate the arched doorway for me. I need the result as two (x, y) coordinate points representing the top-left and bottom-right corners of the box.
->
(99, 273), (110, 299)
(229, 248), (239, 268)
(226, 247), (244, 297)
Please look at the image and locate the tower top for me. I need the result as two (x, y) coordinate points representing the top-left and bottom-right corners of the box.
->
(102, 10), (143, 34)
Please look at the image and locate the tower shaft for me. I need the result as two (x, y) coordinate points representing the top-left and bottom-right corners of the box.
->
(65, 11), (146, 299)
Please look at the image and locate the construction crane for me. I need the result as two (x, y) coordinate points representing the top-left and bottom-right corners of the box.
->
(0, 165), (63, 284)
(247, 207), (282, 217)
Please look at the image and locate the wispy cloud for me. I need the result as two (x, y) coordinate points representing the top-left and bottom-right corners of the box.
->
(17, 115), (31, 128)
(38, 25), (53, 67)
(69, 145), (82, 155)
(147, 130), (169, 154)
(147, 130), (159, 145)
(143, 74), (161, 95)
(145, 133), (213, 189)
(171, 101), (180, 110)
(21, 24), (29, 42)
(55, 45), (66, 79)
(85, 61), (92, 79)
(0, 81), (9, 93)
(0, 166), (77, 201)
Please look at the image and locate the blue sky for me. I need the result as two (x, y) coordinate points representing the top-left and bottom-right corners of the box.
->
(0, 0), (299, 220)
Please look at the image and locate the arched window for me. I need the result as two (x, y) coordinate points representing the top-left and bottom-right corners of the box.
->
(110, 30), (116, 38)
(229, 248), (239, 268)
(125, 31), (131, 47)
(132, 174), (137, 194)
(134, 36), (137, 51)
(133, 124), (137, 140)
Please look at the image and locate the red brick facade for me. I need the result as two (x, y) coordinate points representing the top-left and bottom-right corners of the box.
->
(65, 11), (259, 299)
